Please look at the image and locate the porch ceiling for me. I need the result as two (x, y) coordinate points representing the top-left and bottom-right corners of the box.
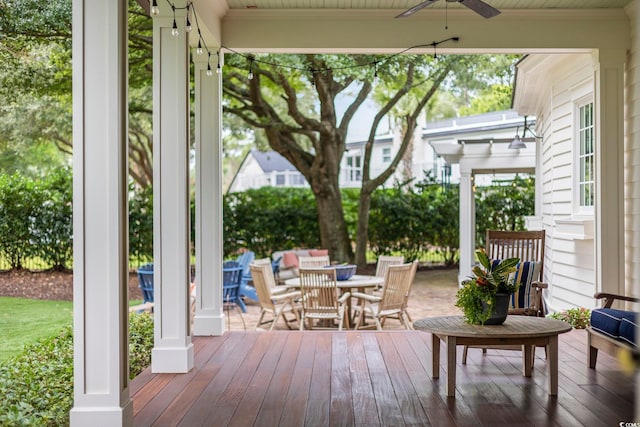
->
(196, 0), (632, 54)
(224, 1), (632, 11)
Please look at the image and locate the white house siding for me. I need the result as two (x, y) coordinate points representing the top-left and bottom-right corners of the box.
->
(625, 1), (640, 303)
(230, 156), (269, 191)
(532, 54), (598, 311)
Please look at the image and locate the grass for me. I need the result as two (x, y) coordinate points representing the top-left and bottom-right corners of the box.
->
(0, 297), (73, 362)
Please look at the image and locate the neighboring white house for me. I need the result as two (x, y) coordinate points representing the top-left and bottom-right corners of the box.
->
(228, 149), (307, 192)
(229, 110), (533, 192)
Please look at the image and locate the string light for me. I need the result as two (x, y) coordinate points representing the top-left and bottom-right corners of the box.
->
(247, 56), (255, 80)
(221, 37), (459, 81)
(152, 0), (459, 79)
(171, 5), (178, 36)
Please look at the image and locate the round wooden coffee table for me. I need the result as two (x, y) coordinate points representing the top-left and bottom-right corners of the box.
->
(413, 315), (572, 397)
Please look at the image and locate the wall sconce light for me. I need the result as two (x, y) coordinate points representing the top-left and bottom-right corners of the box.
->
(509, 116), (541, 149)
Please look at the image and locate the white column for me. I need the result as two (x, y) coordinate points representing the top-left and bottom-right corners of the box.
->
(193, 50), (225, 336)
(458, 170), (475, 284)
(70, 0), (132, 425)
(593, 49), (626, 297)
(151, 2), (194, 373)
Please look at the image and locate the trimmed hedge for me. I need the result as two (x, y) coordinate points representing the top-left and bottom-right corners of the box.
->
(0, 173), (535, 269)
(0, 313), (154, 427)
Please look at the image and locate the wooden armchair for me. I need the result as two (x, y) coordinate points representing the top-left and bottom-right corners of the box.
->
(298, 267), (350, 331)
(250, 263), (301, 331)
(588, 292), (639, 368)
(463, 229), (547, 363)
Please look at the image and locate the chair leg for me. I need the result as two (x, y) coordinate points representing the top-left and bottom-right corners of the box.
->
(256, 310), (267, 330)
(462, 345), (469, 364)
(236, 305), (246, 331)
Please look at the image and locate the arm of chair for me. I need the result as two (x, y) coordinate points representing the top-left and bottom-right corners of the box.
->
(350, 292), (381, 303)
(594, 292), (640, 308)
(338, 291), (351, 304)
(271, 290), (302, 302)
(531, 281), (548, 289)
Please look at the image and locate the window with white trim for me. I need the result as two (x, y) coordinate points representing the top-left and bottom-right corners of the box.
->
(346, 154), (362, 182)
(578, 102), (594, 208)
(382, 147), (391, 163)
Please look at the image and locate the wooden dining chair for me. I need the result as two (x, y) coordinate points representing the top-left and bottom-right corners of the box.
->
(298, 267), (350, 330)
(352, 262), (417, 330)
(250, 263), (301, 330)
(375, 255), (405, 278)
(298, 255), (331, 268)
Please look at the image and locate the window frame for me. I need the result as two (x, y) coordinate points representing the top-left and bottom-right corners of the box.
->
(574, 97), (595, 213)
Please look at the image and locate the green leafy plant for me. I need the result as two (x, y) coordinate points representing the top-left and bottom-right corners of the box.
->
(455, 249), (519, 324)
(548, 307), (591, 329)
(0, 313), (154, 426)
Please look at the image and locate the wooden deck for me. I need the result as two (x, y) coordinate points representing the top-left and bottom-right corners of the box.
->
(131, 329), (635, 426)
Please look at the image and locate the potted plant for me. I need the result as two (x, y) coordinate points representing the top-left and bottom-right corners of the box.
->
(456, 249), (520, 325)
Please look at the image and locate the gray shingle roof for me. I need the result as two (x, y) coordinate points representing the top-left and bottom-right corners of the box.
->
(251, 149), (297, 172)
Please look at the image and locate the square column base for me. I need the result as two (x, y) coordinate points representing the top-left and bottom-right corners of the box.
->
(193, 313), (225, 336)
(152, 343), (194, 373)
(70, 400), (133, 427)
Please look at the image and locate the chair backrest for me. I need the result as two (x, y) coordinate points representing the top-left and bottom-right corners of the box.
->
(486, 230), (545, 279)
(375, 255), (405, 278)
(250, 263), (277, 310)
(222, 265), (243, 304)
(236, 251), (256, 283)
(379, 262), (416, 312)
(298, 255), (331, 269)
(137, 263), (154, 304)
(298, 267), (340, 316)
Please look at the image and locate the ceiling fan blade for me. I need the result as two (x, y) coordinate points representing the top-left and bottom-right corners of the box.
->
(460, 0), (501, 18)
(395, 0), (439, 18)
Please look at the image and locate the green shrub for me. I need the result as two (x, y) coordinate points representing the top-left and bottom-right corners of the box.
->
(129, 312), (154, 378)
(548, 307), (591, 329)
(0, 173), (41, 269)
(30, 169), (73, 270)
(0, 313), (155, 426)
(0, 327), (73, 426)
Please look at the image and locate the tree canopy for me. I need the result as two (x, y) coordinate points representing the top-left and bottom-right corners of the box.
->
(222, 52), (520, 264)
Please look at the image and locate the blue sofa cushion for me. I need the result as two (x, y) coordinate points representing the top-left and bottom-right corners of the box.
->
(591, 308), (637, 346)
(620, 316), (638, 346)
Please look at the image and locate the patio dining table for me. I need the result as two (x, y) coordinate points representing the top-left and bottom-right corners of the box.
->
(284, 274), (384, 328)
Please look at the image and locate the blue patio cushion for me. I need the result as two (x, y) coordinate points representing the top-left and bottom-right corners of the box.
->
(620, 315), (638, 346)
(591, 308), (637, 346)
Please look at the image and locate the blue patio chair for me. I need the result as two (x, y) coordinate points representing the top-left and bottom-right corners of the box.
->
(222, 263), (246, 330)
(235, 251), (258, 302)
(137, 263), (154, 310)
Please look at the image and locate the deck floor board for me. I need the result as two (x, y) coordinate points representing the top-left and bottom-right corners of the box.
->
(131, 329), (635, 426)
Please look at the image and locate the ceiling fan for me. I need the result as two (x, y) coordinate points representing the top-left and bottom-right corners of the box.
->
(396, 0), (501, 19)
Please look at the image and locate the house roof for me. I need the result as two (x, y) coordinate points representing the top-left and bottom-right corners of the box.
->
(250, 149), (298, 172)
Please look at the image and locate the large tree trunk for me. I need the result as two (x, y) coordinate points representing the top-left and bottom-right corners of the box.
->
(314, 185), (353, 263)
(354, 188), (373, 268)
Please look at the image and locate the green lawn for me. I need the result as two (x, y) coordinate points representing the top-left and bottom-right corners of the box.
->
(0, 297), (73, 362)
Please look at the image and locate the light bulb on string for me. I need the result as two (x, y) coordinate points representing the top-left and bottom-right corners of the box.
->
(171, 18), (178, 36)
(185, 16), (192, 32)
(247, 57), (254, 80)
(196, 39), (203, 55)
(373, 62), (379, 84)
(150, 0), (159, 15)
(206, 63), (213, 76)
(216, 54), (222, 74)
